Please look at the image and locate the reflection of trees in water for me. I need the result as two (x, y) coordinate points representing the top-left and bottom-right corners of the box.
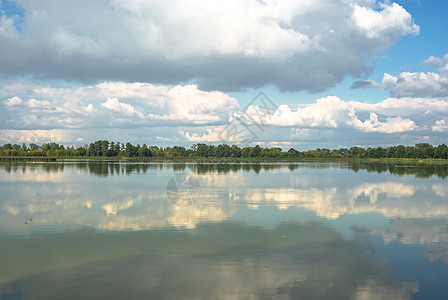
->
(0, 162), (65, 174)
(84, 161), (152, 176)
(0, 161), (446, 178)
(351, 162), (448, 179)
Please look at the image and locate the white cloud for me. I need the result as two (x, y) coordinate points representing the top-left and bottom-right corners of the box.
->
(440, 58), (448, 72)
(351, 97), (448, 116)
(101, 97), (143, 117)
(355, 54), (448, 97)
(0, 0), (419, 91)
(2, 80), (447, 146)
(1, 81), (238, 130)
(425, 55), (444, 67)
(348, 112), (416, 133)
(3, 96), (22, 106)
(183, 127), (228, 143)
(290, 128), (310, 138)
(386, 72), (448, 98)
(424, 53), (448, 72)
(156, 136), (170, 141)
(266, 141), (293, 148)
(352, 71), (448, 98)
(352, 2), (419, 39)
(146, 85), (236, 124)
(432, 119), (448, 132)
(246, 96), (350, 127)
(381, 72), (399, 89)
(239, 96), (419, 133)
(26, 98), (51, 108)
(0, 129), (69, 144)
(0, 14), (19, 39)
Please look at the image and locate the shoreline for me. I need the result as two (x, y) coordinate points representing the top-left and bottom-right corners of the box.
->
(0, 156), (447, 165)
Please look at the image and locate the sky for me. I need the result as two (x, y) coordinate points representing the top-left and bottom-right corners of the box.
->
(0, 0), (447, 150)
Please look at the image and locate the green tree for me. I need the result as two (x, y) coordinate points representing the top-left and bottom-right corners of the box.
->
(434, 144), (448, 159)
(217, 144), (231, 157)
(101, 140), (110, 156)
(406, 147), (418, 158)
(138, 144), (151, 157)
(347, 147), (366, 158)
(77, 146), (87, 156)
(287, 148), (299, 157)
(230, 145), (241, 157)
(196, 143), (209, 157)
(395, 145), (406, 158)
(29, 143), (40, 151)
(250, 145), (262, 157)
(125, 142), (137, 157)
(241, 147), (252, 157)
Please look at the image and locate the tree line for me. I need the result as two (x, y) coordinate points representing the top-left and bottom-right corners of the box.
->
(0, 141), (447, 159)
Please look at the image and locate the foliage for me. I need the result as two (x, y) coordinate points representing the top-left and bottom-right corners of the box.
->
(0, 141), (447, 160)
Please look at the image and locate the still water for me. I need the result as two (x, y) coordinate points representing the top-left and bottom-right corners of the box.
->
(0, 161), (447, 299)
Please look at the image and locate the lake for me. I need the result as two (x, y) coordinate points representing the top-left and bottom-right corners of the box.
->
(0, 160), (447, 299)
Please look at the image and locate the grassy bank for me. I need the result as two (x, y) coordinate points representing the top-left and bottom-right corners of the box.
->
(359, 157), (448, 165)
(0, 156), (57, 162)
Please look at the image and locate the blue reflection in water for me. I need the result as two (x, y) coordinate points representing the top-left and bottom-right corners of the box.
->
(1, 280), (22, 300)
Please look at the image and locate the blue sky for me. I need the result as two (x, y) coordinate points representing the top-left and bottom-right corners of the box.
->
(0, 0), (447, 149)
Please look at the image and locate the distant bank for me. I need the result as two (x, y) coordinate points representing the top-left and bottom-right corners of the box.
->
(0, 140), (447, 162)
(0, 156), (447, 166)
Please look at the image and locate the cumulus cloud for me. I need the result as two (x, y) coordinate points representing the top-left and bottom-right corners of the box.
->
(0, 81), (238, 131)
(348, 112), (416, 133)
(0, 129), (69, 144)
(0, 0), (419, 92)
(3, 96), (22, 106)
(353, 71), (448, 97)
(183, 127), (228, 143)
(239, 96), (420, 133)
(2, 80), (447, 146)
(290, 128), (311, 139)
(246, 97), (349, 128)
(180, 95), (448, 148)
(432, 119), (448, 132)
(354, 54), (448, 97)
(352, 2), (419, 39)
(350, 97), (448, 116)
(424, 53), (448, 71)
(101, 97), (143, 117)
(425, 55), (445, 67)
(385, 72), (448, 98)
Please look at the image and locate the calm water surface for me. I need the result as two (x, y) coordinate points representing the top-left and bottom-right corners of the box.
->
(0, 161), (447, 299)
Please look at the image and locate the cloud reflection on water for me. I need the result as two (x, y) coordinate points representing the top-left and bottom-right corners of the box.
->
(0, 222), (419, 299)
(0, 162), (446, 232)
